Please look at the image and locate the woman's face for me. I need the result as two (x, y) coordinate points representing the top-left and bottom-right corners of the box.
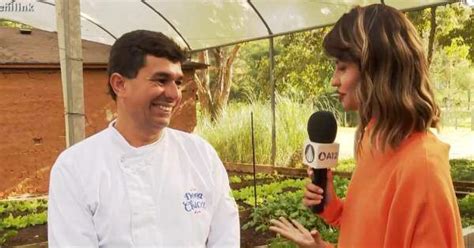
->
(331, 60), (361, 111)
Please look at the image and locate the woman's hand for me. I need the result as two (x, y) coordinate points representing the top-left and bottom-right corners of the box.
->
(303, 169), (337, 209)
(269, 217), (328, 248)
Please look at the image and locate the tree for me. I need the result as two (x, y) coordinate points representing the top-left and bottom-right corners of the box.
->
(233, 29), (337, 105)
(194, 45), (241, 122)
(437, 5), (474, 62)
(406, 3), (473, 128)
(407, 3), (472, 62)
(431, 37), (472, 109)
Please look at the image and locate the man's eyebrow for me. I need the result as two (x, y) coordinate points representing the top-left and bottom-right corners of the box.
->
(149, 72), (184, 80)
(150, 72), (172, 78)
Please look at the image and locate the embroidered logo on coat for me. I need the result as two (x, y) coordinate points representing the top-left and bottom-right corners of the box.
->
(182, 190), (206, 213)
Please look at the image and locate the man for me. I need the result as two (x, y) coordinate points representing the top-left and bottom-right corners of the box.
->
(48, 30), (240, 247)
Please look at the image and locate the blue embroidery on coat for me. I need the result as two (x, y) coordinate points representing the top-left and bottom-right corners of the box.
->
(182, 190), (206, 213)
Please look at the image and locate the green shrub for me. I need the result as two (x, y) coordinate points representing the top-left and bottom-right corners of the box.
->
(242, 176), (349, 244)
(450, 159), (474, 182)
(458, 195), (474, 228)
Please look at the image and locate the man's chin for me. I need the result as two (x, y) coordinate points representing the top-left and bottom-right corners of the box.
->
(151, 119), (170, 130)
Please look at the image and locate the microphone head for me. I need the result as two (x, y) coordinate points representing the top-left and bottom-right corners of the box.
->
(307, 111), (337, 144)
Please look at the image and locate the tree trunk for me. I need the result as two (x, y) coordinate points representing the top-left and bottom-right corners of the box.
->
(195, 50), (212, 115)
(427, 6), (437, 67)
(195, 45), (241, 122)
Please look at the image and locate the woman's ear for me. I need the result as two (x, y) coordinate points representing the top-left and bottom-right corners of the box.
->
(109, 73), (126, 98)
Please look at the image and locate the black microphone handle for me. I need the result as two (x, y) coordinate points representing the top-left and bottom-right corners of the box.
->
(311, 168), (327, 214)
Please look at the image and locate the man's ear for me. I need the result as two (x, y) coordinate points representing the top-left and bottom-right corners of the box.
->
(109, 73), (126, 98)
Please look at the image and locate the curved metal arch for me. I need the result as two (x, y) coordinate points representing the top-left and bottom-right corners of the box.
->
(141, 0), (191, 50)
(247, 0), (273, 36)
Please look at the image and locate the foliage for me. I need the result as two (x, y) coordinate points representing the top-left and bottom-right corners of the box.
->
(0, 199), (47, 214)
(196, 97), (314, 166)
(274, 30), (335, 103)
(228, 3), (473, 131)
(233, 178), (307, 207)
(229, 175), (243, 184)
(242, 176), (350, 244)
(334, 159), (356, 173)
(407, 3), (473, 126)
(232, 30), (341, 109)
(406, 3), (473, 61)
(231, 40), (273, 103)
(196, 96), (345, 166)
(2, 212), (47, 229)
(0, 199), (47, 245)
(230, 173), (287, 184)
(450, 159), (474, 182)
(430, 36), (473, 123)
(435, 3), (474, 62)
(458, 194), (474, 228)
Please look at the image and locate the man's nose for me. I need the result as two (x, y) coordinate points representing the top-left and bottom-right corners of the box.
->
(330, 74), (339, 87)
(164, 82), (180, 100)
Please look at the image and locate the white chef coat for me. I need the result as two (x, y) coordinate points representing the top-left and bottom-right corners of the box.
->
(48, 122), (240, 248)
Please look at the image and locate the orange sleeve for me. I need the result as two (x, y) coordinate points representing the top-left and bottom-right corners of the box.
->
(382, 152), (464, 247)
(318, 197), (344, 228)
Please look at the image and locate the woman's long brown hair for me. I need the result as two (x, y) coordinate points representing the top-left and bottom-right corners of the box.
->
(323, 4), (440, 152)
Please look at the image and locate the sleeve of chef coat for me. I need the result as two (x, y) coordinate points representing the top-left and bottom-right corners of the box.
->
(48, 152), (99, 247)
(205, 146), (240, 248)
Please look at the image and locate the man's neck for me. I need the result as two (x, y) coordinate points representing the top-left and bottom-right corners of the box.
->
(113, 119), (163, 148)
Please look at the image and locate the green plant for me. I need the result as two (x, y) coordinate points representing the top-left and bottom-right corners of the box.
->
(0, 199), (47, 215)
(458, 194), (474, 228)
(0, 199), (48, 245)
(450, 159), (474, 182)
(229, 175), (242, 184)
(233, 178), (308, 207)
(242, 176), (350, 244)
(335, 159), (356, 173)
(243, 190), (340, 244)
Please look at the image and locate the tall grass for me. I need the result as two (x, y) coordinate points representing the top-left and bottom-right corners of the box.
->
(195, 96), (339, 166)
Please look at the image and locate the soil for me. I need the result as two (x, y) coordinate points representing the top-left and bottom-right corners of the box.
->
(2, 224), (47, 247)
(240, 209), (277, 248)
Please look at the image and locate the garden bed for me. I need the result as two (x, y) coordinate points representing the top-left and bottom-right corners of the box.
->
(1, 164), (473, 247)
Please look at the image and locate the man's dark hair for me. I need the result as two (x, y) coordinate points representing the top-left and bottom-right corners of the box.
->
(107, 30), (187, 100)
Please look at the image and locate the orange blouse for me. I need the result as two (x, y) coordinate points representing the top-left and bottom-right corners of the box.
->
(320, 129), (464, 248)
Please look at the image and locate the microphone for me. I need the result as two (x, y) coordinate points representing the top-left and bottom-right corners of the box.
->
(302, 111), (339, 213)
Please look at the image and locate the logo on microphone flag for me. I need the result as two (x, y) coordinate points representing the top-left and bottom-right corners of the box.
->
(302, 140), (339, 169)
(305, 144), (315, 163)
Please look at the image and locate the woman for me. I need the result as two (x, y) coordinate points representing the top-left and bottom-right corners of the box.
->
(270, 4), (464, 248)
